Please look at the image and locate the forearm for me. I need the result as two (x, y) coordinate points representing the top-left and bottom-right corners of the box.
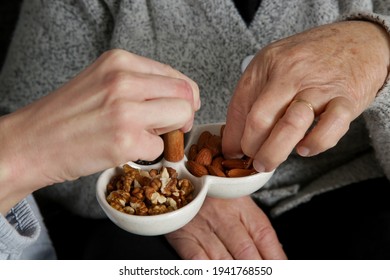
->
(0, 0), (113, 214)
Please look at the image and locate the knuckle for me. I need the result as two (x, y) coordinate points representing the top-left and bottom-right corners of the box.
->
(280, 109), (309, 131)
(173, 78), (193, 99)
(106, 102), (133, 136)
(111, 101), (139, 131)
(111, 130), (131, 156)
(246, 110), (274, 132)
(232, 240), (258, 259)
(101, 49), (132, 69)
(101, 71), (132, 99)
(334, 107), (353, 123)
(109, 122), (141, 162)
(253, 224), (277, 244)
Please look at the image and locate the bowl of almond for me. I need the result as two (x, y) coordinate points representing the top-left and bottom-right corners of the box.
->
(96, 123), (274, 235)
(183, 123), (274, 198)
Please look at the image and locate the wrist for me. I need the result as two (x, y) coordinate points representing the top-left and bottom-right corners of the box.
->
(0, 113), (52, 215)
(360, 20), (390, 94)
(342, 15), (390, 88)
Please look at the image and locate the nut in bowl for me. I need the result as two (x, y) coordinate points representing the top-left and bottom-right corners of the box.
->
(184, 123), (274, 199)
(96, 160), (208, 236)
(96, 123), (274, 236)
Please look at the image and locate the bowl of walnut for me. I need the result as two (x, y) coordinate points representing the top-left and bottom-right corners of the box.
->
(96, 160), (208, 236)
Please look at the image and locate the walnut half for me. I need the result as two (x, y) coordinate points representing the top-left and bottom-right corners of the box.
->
(106, 164), (195, 216)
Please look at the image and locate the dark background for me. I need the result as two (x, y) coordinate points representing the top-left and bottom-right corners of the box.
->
(2, 0), (390, 260)
(0, 0), (23, 70)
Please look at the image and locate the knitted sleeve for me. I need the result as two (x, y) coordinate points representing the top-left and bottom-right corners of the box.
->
(0, 199), (40, 259)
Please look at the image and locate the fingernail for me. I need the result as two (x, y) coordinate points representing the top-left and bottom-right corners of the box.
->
(183, 124), (193, 133)
(253, 160), (265, 173)
(297, 146), (310, 157)
(196, 98), (201, 110)
(223, 151), (244, 159)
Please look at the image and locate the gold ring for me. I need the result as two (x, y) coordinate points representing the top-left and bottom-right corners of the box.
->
(290, 99), (315, 116)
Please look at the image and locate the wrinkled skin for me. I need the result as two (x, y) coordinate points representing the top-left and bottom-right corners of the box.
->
(167, 21), (390, 260)
(166, 196), (287, 260)
(223, 21), (390, 172)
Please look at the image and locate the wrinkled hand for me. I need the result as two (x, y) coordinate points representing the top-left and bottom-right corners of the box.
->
(223, 21), (390, 172)
(0, 49), (199, 213)
(165, 196), (287, 260)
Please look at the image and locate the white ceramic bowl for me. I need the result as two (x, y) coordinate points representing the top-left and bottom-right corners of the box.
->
(185, 123), (274, 199)
(96, 123), (274, 236)
(96, 160), (208, 236)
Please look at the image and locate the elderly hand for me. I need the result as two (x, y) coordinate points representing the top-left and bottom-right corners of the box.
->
(165, 196), (287, 260)
(223, 21), (390, 172)
(0, 49), (199, 214)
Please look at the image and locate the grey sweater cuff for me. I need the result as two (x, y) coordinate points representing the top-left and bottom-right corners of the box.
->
(340, 12), (390, 179)
(0, 199), (40, 259)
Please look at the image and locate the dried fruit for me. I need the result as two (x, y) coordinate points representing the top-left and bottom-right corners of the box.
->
(185, 125), (258, 178)
(194, 147), (213, 166)
(211, 156), (224, 171)
(188, 144), (198, 161)
(163, 130), (184, 162)
(226, 168), (257, 177)
(204, 135), (222, 157)
(197, 131), (212, 150)
(186, 160), (209, 177)
(221, 159), (248, 170)
(207, 165), (226, 177)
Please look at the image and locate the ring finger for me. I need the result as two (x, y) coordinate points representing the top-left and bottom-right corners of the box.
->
(253, 91), (325, 172)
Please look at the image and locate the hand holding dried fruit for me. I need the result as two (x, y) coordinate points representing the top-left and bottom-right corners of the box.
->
(0, 49), (201, 215)
(186, 125), (258, 177)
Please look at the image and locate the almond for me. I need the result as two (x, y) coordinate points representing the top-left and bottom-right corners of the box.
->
(194, 147), (213, 166)
(197, 131), (212, 150)
(186, 160), (209, 177)
(226, 168), (257, 178)
(221, 158), (248, 169)
(204, 135), (222, 157)
(207, 165), (226, 177)
(188, 144), (198, 161)
(211, 156), (224, 171)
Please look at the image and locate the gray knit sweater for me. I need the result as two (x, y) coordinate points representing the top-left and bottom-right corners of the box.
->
(1, 0), (390, 258)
